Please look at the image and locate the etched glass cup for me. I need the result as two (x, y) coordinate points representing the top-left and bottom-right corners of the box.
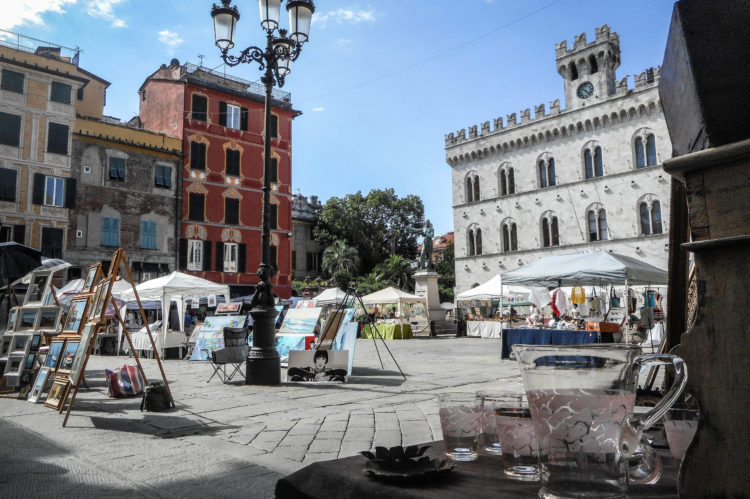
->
(437, 393), (482, 462)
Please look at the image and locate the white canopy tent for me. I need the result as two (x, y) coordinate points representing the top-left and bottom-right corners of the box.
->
(116, 272), (230, 356)
(313, 287), (349, 306)
(501, 251), (668, 288)
(456, 274), (529, 301)
(360, 287), (427, 321)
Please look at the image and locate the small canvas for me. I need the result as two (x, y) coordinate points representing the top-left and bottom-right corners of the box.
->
(44, 378), (68, 410)
(287, 349), (349, 383)
(4, 354), (25, 377)
(24, 352), (36, 370)
(332, 322), (358, 376)
(46, 340), (66, 369)
(275, 334), (310, 366)
(317, 308), (355, 350)
(23, 271), (52, 306)
(11, 335), (30, 354)
(278, 307), (322, 335)
(30, 333), (42, 351)
(36, 306), (61, 331)
(189, 315), (246, 361)
(208, 294), (217, 307)
(17, 308), (38, 330)
(28, 367), (52, 403)
(0, 336), (12, 358)
(58, 341), (80, 373)
(83, 264), (102, 292)
(63, 296), (90, 334)
(7, 308), (18, 331)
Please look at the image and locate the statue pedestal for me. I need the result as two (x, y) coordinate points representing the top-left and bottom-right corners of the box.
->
(413, 269), (443, 326)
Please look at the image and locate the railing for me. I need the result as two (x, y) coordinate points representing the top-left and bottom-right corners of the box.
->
(183, 62), (291, 103)
(0, 29), (80, 65)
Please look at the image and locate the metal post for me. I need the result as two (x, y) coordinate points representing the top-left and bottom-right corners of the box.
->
(247, 32), (280, 385)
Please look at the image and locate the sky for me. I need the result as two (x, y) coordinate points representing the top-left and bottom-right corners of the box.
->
(2, 0), (677, 236)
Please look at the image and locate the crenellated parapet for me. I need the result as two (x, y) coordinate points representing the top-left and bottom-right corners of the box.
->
(555, 24), (620, 58)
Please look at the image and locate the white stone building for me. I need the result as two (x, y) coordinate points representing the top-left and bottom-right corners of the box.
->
(445, 25), (670, 294)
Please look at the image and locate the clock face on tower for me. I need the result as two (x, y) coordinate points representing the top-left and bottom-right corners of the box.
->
(577, 81), (594, 99)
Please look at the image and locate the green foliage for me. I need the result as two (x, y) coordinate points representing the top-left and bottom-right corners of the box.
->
(438, 284), (454, 304)
(313, 188), (424, 274)
(322, 240), (360, 276)
(435, 242), (455, 290)
(292, 280), (307, 295)
(374, 254), (414, 291)
(330, 269), (353, 290)
(355, 272), (388, 296)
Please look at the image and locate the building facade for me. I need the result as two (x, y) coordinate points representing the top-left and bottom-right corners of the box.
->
(0, 32), (107, 258)
(139, 60), (298, 298)
(66, 117), (182, 281)
(291, 193), (323, 280)
(445, 25), (670, 293)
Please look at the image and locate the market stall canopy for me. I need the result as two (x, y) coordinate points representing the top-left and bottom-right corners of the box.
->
(456, 274), (529, 300)
(0, 242), (41, 288)
(313, 287), (349, 306)
(501, 251), (668, 288)
(440, 302), (455, 310)
(360, 287), (425, 305)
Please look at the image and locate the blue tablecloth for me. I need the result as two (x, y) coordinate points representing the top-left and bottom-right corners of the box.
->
(501, 328), (598, 359)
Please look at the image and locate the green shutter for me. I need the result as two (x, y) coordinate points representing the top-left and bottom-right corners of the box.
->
(32, 173), (45, 205)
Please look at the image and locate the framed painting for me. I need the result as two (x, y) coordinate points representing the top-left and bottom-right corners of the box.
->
(44, 378), (68, 410)
(11, 335), (30, 354)
(4, 354), (25, 377)
(91, 277), (115, 322)
(28, 367), (52, 404)
(45, 339), (66, 370)
(82, 264), (103, 293)
(17, 307), (39, 331)
(287, 350), (349, 383)
(62, 296), (91, 334)
(7, 307), (18, 331)
(36, 306), (62, 331)
(107, 249), (122, 277)
(69, 323), (97, 386)
(24, 352), (36, 370)
(23, 271), (52, 306)
(0, 336), (12, 358)
(57, 340), (79, 374)
(30, 333), (42, 352)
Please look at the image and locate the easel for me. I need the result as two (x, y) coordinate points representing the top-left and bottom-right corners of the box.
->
(322, 287), (406, 381)
(60, 249), (174, 426)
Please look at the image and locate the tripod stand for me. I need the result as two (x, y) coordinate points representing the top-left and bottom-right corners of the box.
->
(321, 287), (406, 381)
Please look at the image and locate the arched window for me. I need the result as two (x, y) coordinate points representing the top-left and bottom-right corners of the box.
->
(498, 165), (515, 196)
(468, 229), (475, 256)
(588, 54), (598, 74)
(570, 61), (578, 80)
(501, 219), (518, 252)
(538, 155), (556, 188)
(587, 207), (608, 241)
(541, 212), (560, 247)
(584, 149), (593, 179)
(594, 147), (603, 177)
(466, 177), (474, 203)
(465, 172), (479, 202)
(473, 176), (480, 201)
(639, 198), (664, 235)
(634, 131), (657, 168)
(475, 229), (482, 255)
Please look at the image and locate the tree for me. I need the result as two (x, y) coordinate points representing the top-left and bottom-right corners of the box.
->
(330, 269), (353, 290)
(322, 240), (360, 276)
(435, 242), (455, 303)
(313, 188), (424, 274)
(375, 254), (414, 291)
(356, 271), (388, 296)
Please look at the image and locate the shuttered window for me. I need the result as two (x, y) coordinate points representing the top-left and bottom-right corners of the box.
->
(190, 142), (206, 170)
(0, 112), (21, 147)
(1, 69), (24, 93)
(108, 157), (126, 180)
(102, 217), (120, 247)
(188, 193), (205, 221)
(51, 82), (71, 104)
(154, 164), (172, 188)
(141, 221), (157, 249)
(191, 94), (207, 121)
(226, 149), (240, 176)
(225, 198), (239, 225)
(0, 168), (17, 201)
(47, 122), (69, 155)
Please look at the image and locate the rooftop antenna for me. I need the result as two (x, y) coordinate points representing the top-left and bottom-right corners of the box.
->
(197, 54), (205, 66)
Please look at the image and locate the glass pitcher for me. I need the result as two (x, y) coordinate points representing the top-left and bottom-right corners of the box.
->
(512, 344), (686, 499)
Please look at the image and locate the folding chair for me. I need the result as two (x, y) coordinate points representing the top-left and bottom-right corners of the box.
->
(203, 345), (248, 383)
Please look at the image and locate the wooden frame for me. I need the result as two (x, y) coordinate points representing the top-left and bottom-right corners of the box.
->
(36, 306), (62, 332)
(317, 309), (347, 350)
(91, 276), (115, 323)
(56, 340), (79, 374)
(44, 378), (68, 410)
(17, 307), (39, 331)
(28, 367), (52, 403)
(107, 249), (122, 277)
(69, 323), (97, 386)
(45, 339), (66, 370)
(23, 271), (53, 306)
(62, 296), (91, 335)
(82, 264), (103, 293)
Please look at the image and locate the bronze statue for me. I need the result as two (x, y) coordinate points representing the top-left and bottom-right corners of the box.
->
(413, 220), (435, 270)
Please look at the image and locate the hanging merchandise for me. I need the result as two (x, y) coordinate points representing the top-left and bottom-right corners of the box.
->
(628, 288), (637, 314)
(588, 287), (601, 315)
(609, 285), (621, 308)
(571, 286), (586, 305)
(551, 288), (569, 318)
(653, 293), (665, 322)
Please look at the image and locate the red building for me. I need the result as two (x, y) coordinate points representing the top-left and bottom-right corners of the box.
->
(138, 59), (297, 297)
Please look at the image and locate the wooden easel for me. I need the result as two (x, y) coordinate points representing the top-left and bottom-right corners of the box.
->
(60, 249), (175, 426)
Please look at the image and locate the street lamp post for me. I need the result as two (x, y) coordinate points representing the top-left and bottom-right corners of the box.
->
(211, 0), (314, 385)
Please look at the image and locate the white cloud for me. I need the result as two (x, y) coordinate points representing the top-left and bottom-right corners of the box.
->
(158, 29), (184, 47)
(313, 8), (378, 29)
(338, 38), (352, 45)
(312, 107), (325, 112)
(85, 0), (127, 28)
(0, 0), (77, 30)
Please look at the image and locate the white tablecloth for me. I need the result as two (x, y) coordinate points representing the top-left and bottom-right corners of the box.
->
(125, 331), (186, 352)
(466, 321), (503, 339)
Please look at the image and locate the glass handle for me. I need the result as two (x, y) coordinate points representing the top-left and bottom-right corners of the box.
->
(620, 353), (687, 457)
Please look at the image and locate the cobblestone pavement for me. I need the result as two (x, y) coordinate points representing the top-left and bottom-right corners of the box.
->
(0, 337), (524, 498)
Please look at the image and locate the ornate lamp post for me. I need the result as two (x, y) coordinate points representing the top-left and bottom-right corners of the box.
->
(211, 0), (314, 385)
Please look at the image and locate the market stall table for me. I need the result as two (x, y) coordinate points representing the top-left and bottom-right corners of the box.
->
(361, 323), (412, 340)
(275, 440), (677, 498)
(501, 328), (597, 359)
(466, 321), (503, 338)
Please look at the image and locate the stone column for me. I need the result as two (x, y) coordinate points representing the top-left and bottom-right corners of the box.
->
(413, 269), (443, 326)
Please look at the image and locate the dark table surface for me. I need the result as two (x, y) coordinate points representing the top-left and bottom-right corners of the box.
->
(275, 440), (678, 499)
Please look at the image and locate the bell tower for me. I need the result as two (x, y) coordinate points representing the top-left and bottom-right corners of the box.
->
(556, 25), (620, 110)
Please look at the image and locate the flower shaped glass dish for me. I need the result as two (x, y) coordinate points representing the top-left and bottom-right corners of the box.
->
(360, 445), (455, 484)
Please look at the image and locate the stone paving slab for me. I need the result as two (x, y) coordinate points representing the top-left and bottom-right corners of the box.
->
(0, 337), (523, 497)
